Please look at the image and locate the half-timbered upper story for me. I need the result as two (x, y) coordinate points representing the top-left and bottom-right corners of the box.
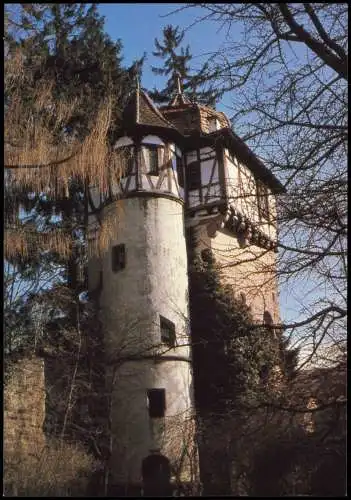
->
(87, 84), (187, 247)
(90, 79), (285, 252)
(159, 84), (285, 250)
(109, 86), (186, 202)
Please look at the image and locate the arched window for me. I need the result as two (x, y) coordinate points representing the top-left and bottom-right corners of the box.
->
(263, 310), (274, 326)
(239, 292), (246, 305)
(142, 454), (171, 496)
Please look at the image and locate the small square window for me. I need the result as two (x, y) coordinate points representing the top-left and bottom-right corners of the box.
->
(160, 315), (176, 347)
(187, 161), (201, 190)
(147, 389), (166, 418)
(112, 244), (126, 272)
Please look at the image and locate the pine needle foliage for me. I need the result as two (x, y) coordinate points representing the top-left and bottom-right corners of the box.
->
(150, 24), (222, 106)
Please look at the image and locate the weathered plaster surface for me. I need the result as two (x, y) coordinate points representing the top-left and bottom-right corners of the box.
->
(193, 224), (280, 324)
(90, 196), (196, 485)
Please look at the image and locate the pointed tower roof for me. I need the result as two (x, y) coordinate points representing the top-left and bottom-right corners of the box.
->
(122, 85), (177, 130)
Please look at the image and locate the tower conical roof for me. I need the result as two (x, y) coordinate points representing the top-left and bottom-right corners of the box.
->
(122, 87), (177, 130)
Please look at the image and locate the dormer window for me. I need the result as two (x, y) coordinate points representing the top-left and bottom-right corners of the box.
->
(257, 180), (270, 221)
(145, 145), (159, 175)
(208, 117), (220, 133)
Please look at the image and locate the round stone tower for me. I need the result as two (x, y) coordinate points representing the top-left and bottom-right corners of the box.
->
(88, 86), (198, 494)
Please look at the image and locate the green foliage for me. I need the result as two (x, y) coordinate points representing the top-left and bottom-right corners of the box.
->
(6, 4), (141, 143)
(279, 334), (300, 380)
(187, 230), (280, 415)
(149, 24), (221, 106)
(4, 3), (144, 336)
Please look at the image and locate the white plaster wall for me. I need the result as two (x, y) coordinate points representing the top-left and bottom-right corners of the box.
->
(110, 359), (195, 484)
(95, 196), (195, 485)
(224, 151), (277, 241)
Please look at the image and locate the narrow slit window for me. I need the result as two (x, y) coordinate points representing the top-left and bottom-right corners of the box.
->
(147, 389), (166, 418)
(112, 244), (126, 272)
(187, 161), (201, 190)
(257, 180), (270, 221)
(160, 316), (176, 347)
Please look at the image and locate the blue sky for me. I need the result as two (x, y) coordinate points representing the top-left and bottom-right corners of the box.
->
(97, 3), (235, 113)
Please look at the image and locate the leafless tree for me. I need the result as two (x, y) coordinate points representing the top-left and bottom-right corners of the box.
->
(171, 3), (348, 368)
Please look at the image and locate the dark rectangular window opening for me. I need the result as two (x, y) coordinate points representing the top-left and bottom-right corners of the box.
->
(257, 180), (270, 221)
(147, 389), (166, 418)
(187, 160), (201, 190)
(146, 145), (159, 175)
(112, 244), (126, 272)
(160, 315), (176, 347)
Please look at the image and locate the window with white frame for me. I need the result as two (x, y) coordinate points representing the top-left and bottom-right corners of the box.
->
(145, 145), (160, 175)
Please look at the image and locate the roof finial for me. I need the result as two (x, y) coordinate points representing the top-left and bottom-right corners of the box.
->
(135, 72), (140, 123)
(175, 70), (182, 95)
(168, 70), (190, 107)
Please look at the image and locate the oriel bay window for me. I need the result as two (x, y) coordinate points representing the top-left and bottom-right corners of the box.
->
(256, 179), (270, 221)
